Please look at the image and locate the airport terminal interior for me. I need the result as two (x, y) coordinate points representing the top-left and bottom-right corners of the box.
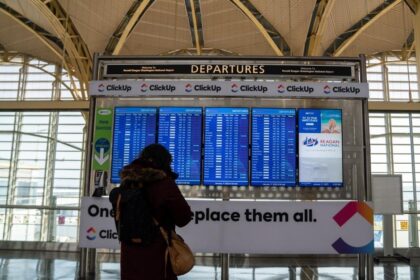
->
(2, 0), (420, 279)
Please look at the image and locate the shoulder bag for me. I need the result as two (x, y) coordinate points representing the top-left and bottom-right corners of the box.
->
(157, 222), (195, 276)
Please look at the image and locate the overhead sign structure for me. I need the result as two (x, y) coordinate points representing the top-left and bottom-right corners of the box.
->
(104, 63), (353, 78)
(89, 80), (369, 99)
(85, 56), (373, 279)
(79, 198), (374, 254)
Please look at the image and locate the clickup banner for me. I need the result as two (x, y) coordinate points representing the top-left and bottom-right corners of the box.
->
(79, 198), (373, 254)
(298, 109), (343, 187)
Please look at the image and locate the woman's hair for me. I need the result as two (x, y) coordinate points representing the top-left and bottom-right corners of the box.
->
(138, 144), (176, 177)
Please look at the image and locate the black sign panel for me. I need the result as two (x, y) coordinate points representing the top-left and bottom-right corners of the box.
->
(105, 64), (353, 78)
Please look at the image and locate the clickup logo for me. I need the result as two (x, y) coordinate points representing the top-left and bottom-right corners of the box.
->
(86, 227), (96, 240)
(141, 83), (148, 92)
(277, 84), (285, 93)
(98, 84), (105, 92)
(185, 83), (193, 93)
(331, 202), (374, 253)
(324, 85), (331, 94)
(231, 83), (239, 93)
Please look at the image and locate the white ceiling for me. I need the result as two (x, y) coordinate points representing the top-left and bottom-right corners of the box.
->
(0, 0), (415, 66)
(121, 0), (192, 55)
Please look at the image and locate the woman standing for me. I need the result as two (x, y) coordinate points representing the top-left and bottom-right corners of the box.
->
(109, 144), (192, 280)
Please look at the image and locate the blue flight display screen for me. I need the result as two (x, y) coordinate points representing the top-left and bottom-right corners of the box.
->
(203, 108), (249, 186)
(158, 107), (202, 185)
(111, 107), (157, 183)
(251, 108), (296, 186)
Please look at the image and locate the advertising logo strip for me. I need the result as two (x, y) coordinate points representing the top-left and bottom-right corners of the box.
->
(89, 80), (369, 99)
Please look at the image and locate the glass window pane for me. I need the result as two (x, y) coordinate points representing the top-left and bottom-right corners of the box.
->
(395, 214), (409, 247)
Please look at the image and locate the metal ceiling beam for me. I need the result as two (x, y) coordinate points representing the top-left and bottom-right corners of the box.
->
(229, 0), (290, 56)
(367, 50), (416, 62)
(160, 47), (239, 56)
(0, 101), (89, 111)
(404, 0), (418, 13)
(369, 101), (420, 111)
(0, 5), (81, 100)
(3, 58), (76, 95)
(30, 0), (92, 99)
(185, 0), (204, 55)
(0, 3), (64, 64)
(402, 30), (415, 60)
(105, 0), (154, 55)
(304, 0), (335, 56)
(325, 0), (402, 57)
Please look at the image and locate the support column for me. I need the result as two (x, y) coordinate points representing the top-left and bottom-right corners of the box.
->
(383, 214), (394, 256)
(4, 59), (27, 240)
(414, 4), (420, 88)
(40, 66), (61, 241)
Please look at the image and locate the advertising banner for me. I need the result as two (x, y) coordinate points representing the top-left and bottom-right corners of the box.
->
(298, 109), (343, 187)
(92, 108), (113, 171)
(89, 80), (369, 99)
(79, 198), (373, 254)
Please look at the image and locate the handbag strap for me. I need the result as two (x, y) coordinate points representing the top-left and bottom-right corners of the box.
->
(153, 218), (171, 244)
(115, 193), (121, 222)
(153, 217), (171, 279)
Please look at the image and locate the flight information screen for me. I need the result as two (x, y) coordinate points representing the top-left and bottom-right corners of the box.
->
(158, 107), (202, 185)
(298, 109), (343, 187)
(203, 108), (249, 186)
(251, 108), (296, 186)
(111, 107), (157, 183)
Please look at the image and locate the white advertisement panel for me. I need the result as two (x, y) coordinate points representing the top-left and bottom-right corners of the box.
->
(298, 109), (343, 187)
(88, 80), (369, 99)
(79, 198), (373, 254)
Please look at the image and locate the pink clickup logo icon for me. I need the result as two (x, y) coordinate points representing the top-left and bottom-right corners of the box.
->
(324, 85), (331, 94)
(277, 84), (285, 93)
(331, 202), (374, 254)
(98, 84), (105, 92)
(140, 83), (148, 92)
(185, 83), (192, 92)
(231, 83), (239, 93)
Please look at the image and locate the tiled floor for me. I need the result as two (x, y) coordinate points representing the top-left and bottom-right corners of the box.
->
(0, 251), (419, 279)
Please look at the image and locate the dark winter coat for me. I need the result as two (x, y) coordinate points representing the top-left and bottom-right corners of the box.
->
(109, 160), (192, 280)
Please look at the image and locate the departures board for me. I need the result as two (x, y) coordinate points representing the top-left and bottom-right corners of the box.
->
(109, 105), (344, 188)
(251, 108), (296, 186)
(203, 108), (249, 186)
(111, 107), (157, 183)
(158, 107), (202, 185)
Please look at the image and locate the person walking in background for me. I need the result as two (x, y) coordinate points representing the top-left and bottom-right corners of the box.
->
(109, 144), (192, 280)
